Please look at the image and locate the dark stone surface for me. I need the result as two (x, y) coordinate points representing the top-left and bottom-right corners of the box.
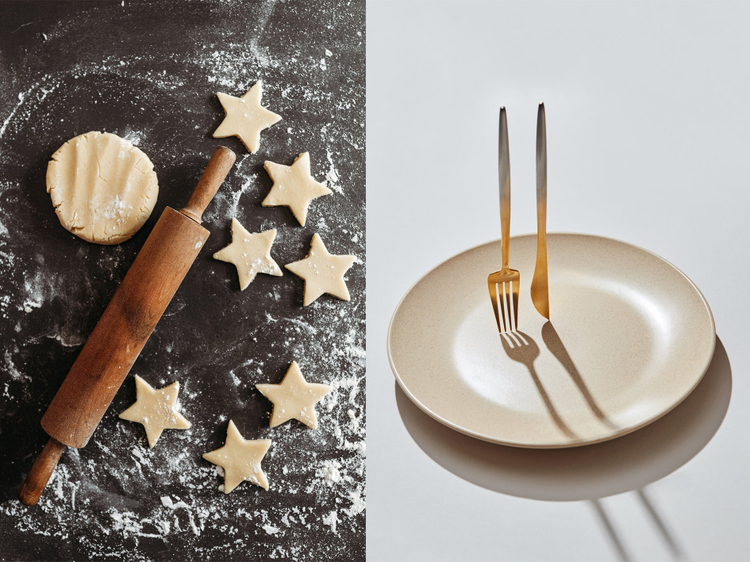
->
(0, 1), (365, 560)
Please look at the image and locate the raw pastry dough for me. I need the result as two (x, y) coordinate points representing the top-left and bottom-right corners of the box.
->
(256, 361), (332, 430)
(213, 218), (282, 290)
(203, 420), (271, 493)
(285, 233), (356, 305)
(212, 81), (281, 153)
(119, 375), (191, 448)
(46, 131), (158, 245)
(262, 153), (332, 226)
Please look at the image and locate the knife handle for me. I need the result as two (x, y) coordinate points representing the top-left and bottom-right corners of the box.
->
(18, 438), (66, 506)
(535, 103), (548, 232)
(531, 103), (551, 320)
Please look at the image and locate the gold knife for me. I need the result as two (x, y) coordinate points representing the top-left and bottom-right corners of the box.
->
(531, 103), (550, 319)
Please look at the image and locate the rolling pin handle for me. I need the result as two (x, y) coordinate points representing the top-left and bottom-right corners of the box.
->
(180, 146), (236, 224)
(18, 438), (67, 506)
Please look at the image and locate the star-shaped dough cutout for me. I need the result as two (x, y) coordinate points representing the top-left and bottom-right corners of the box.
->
(212, 81), (281, 153)
(262, 152), (332, 226)
(203, 420), (271, 493)
(256, 361), (332, 429)
(285, 233), (356, 305)
(119, 375), (191, 448)
(213, 218), (282, 290)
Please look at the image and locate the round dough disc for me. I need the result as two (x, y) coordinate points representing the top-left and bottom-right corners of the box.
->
(46, 131), (159, 245)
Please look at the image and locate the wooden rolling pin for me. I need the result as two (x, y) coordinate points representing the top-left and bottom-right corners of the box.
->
(18, 146), (236, 506)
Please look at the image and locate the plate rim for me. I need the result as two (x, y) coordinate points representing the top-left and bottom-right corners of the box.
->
(387, 232), (717, 449)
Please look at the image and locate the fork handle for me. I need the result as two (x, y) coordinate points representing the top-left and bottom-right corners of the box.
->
(499, 108), (511, 269)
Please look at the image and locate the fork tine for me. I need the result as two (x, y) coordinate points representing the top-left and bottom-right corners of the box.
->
(499, 283), (508, 333)
(490, 283), (503, 333)
(503, 282), (513, 333)
(511, 281), (520, 332)
(506, 281), (514, 332)
(498, 283), (508, 333)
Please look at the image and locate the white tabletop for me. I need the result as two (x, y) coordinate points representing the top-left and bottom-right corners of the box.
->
(366, 2), (750, 560)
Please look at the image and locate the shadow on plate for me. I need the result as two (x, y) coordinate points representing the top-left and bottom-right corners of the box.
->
(395, 337), (731, 501)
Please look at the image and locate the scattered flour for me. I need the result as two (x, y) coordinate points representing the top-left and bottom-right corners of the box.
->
(263, 524), (281, 535)
(317, 459), (342, 487)
(322, 510), (339, 534)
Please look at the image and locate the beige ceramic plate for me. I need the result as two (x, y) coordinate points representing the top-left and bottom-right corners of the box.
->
(388, 234), (715, 448)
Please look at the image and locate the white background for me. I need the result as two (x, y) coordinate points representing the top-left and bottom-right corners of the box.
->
(367, 2), (750, 560)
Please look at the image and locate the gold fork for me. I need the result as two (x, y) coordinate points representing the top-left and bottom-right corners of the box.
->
(487, 107), (520, 333)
